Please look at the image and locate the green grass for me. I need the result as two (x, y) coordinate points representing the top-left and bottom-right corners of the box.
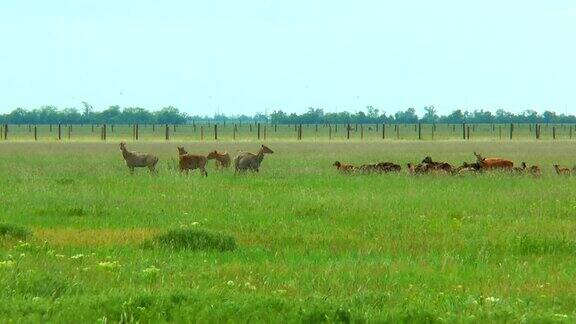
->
(1, 140), (576, 322)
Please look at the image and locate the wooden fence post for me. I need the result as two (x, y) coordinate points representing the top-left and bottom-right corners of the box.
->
(136, 124), (139, 140)
(274, 124), (277, 132)
(347, 124), (350, 140)
(499, 125), (502, 140)
(233, 124), (237, 140)
(570, 125), (572, 139)
(382, 124), (385, 139)
(361, 125), (364, 140)
(200, 126), (204, 140)
(214, 124), (218, 140)
(467, 126), (470, 140)
(462, 123), (466, 140)
(396, 125), (400, 139)
(34, 126), (37, 141)
(58, 124), (62, 140)
(3, 124), (6, 140)
(418, 123), (422, 140)
(329, 125), (332, 140)
(553, 126), (556, 139)
(257, 123), (261, 140)
(509, 123), (513, 140)
(68, 125), (71, 140)
(165, 124), (169, 140)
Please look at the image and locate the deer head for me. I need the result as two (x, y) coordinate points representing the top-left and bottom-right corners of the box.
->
(473, 152), (484, 163)
(261, 145), (274, 154)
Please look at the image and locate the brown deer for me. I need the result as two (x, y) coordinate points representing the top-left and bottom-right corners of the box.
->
(421, 156), (453, 173)
(473, 152), (514, 170)
(454, 162), (482, 174)
(513, 162), (527, 173)
(333, 161), (356, 173)
(207, 150), (231, 169)
(528, 165), (541, 177)
(177, 146), (208, 176)
(119, 142), (159, 174)
(407, 163), (426, 175)
(554, 164), (571, 175)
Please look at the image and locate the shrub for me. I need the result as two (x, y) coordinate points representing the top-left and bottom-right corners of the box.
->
(147, 229), (236, 252)
(0, 223), (32, 240)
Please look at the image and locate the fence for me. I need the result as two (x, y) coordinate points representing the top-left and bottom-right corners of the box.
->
(1, 123), (574, 141)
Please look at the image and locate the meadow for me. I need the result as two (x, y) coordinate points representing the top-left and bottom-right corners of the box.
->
(1, 138), (576, 322)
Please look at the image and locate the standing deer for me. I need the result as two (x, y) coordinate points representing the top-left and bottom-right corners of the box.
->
(207, 150), (231, 169)
(119, 142), (159, 174)
(177, 146), (208, 176)
(554, 165), (571, 175)
(234, 145), (274, 173)
(473, 152), (514, 170)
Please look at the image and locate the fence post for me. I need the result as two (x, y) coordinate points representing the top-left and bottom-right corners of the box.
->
(257, 123), (261, 140)
(136, 124), (139, 140)
(329, 125), (332, 140)
(3, 124), (6, 140)
(467, 126), (470, 140)
(91, 124), (94, 133)
(274, 124), (277, 132)
(499, 125), (502, 140)
(382, 124), (385, 139)
(233, 124), (237, 140)
(553, 126), (556, 140)
(68, 125), (71, 140)
(34, 126), (37, 141)
(462, 123), (466, 140)
(58, 124), (62, 140)
(509, 123), (513, 140)
(396, 124), (400, 139)
(347, 124), (350, 140)
(214, 124), (218, 140)
(418, 123), (422, 140)
(165, 124), (169, 140)
(361, 125), (364, 140)
(298, 124), (302, 140)
(570, 126), (573, 139)
(200, 126), (204, 140)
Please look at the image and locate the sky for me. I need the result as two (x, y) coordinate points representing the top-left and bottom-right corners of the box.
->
(1, 1), (575, 116)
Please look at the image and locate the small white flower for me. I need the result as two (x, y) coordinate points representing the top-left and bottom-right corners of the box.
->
(485, 297), (500, 303)
(227, 280), (234, 286)
(71, 254), (85, 260)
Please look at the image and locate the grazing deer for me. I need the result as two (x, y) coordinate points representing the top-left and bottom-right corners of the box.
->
(234, 145), (274, 173)
(376, 162), (401, 173)
(554, 164), (571, 175)
(177, 146), (208, 176)
(119, 142), (159, 174)
(333, 161), (356, 173)
(207, 150), (231, 169)
(473, 152), (514, 170)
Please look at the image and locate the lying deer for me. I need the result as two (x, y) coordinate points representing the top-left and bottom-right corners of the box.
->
(421, 156), (453, 173)
(177, 146), (208, 176)
(473, 152), (514, 170)
(207, 150), (231, 169)
(333, 161), (356, 173)
(119, 142), (159, 174)
(234, 145), (274, 173)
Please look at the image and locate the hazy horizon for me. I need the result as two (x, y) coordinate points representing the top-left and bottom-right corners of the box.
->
(1, 1), (575, 116)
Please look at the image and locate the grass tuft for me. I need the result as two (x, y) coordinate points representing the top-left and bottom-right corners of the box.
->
(0, 223), (32, 240)
(146, 229), (237, 252)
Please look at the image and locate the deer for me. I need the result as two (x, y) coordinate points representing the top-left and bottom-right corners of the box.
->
(473, 152), (514, 171)
(119, 142), (159, 174)
(333, 161), (356, 173)
(234, 145), (274, 173)
(554, 165), (571, 175)
(513, 162), (527, 174)
(454, 162), (482, 174)
(177, 146), (208, 176)
(528, 165), (542, 177)
(207, 150), (231, 169)
(421, 156), (453, 173)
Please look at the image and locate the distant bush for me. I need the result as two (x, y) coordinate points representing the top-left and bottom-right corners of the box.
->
(0, 223), (32, 240)
(146, 229), (236, 252)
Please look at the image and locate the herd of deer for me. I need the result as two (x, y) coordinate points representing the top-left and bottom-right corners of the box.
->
(334, 152), (575, 177)
(119, 142), (573, 177)
(119, 142), (274, 176)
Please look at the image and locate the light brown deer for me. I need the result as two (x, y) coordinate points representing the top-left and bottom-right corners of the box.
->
(177, 146), (208, 176)
(119, 142), (159, 174)
(207, 150), (231, 169)
(554, 164), (570, 175)
(473, 152), (514, 170)
(234, 145), (274, 173)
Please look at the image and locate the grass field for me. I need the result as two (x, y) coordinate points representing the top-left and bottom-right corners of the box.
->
(1, 140), (576, 322)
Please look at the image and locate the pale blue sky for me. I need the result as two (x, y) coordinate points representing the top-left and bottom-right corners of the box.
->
(1, 1), (575, 116)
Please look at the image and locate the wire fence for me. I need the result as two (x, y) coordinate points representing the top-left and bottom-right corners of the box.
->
(0, 122), (573, 141)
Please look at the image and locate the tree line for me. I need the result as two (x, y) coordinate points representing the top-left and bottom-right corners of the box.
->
(1, 104), (575, 125)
